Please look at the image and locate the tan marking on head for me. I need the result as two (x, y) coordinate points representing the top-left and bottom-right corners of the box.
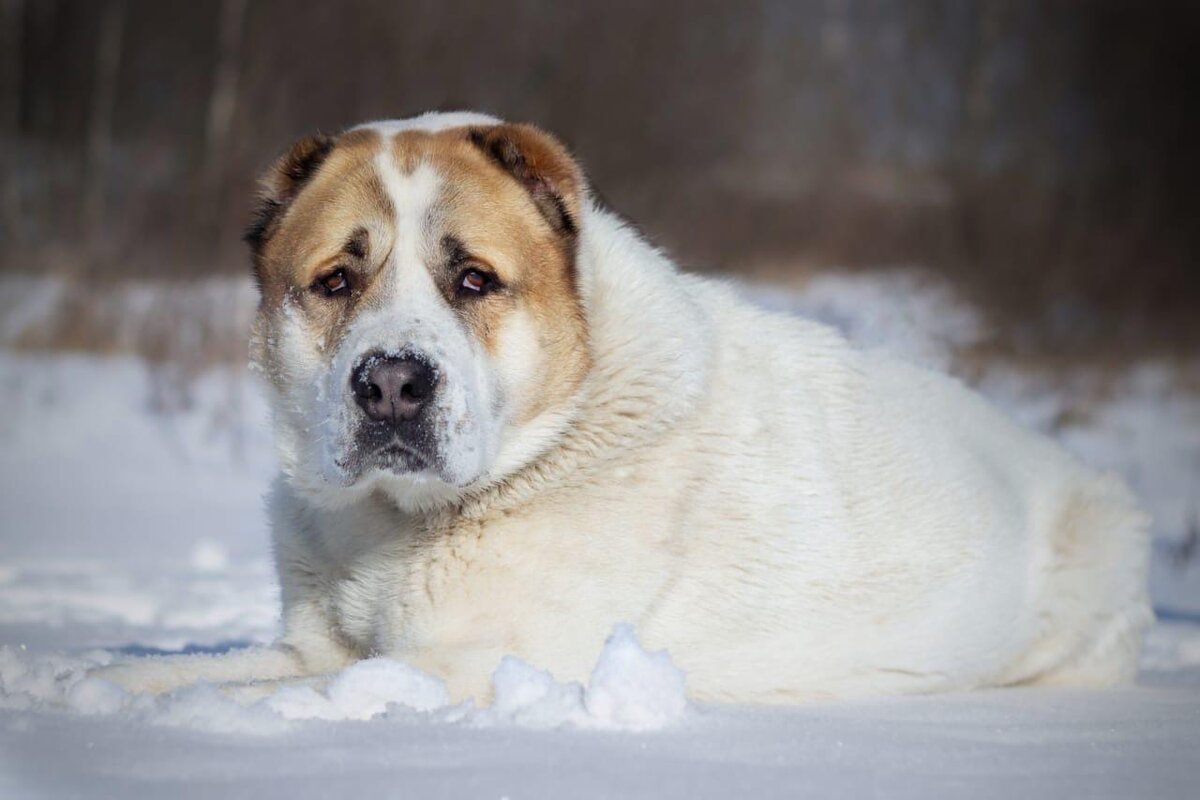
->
(252, 128), (404, 361)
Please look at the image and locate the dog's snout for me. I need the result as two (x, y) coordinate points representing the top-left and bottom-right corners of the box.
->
(351, 353), (439, 425)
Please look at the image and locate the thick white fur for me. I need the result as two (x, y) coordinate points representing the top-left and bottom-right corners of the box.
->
(96, 113), (1152, 704)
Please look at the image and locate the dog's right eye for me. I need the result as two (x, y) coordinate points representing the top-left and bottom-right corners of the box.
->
(313, 268), (351, 297)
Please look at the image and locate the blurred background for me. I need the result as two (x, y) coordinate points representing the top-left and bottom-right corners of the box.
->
(2, 0), (1199, 358)
(0, 1), (1197, 646)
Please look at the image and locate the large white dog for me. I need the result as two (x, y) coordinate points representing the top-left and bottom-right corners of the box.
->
(98, 112), (1151, 704)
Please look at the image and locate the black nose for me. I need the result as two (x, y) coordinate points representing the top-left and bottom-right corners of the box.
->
(351, 353), (439, 424)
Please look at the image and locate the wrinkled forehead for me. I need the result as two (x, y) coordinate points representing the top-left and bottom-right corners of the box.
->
(260, 126), (552, 293)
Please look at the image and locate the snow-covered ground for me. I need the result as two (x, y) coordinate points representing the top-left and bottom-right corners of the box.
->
(1, 272), (1198, 798)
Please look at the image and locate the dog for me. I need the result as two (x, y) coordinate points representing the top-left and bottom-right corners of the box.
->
(96, 111), (1151, 704)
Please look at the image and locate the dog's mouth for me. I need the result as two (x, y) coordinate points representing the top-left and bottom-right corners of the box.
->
(337, 430), (440, 481)
(374, 441), (433, 471)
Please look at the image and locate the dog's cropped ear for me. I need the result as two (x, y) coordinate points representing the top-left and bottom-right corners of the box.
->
(467, 124), (584, 239)
(244, 133), (337, 264)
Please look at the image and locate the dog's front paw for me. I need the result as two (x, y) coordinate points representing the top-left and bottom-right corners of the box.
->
(86, 660), (189, 696)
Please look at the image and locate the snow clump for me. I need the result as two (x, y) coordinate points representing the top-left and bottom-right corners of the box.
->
(0, 624), (688, 734)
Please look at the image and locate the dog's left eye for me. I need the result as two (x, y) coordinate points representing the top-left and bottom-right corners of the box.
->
(458, 268), (495, 297)
(314, 268), (350, 297)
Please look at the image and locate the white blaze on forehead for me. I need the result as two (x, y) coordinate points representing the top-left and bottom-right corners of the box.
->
(320, 142), (503, 500)
(372, 148), (443, 293)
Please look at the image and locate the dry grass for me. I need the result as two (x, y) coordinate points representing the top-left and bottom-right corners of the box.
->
(1, 275), (256, 373)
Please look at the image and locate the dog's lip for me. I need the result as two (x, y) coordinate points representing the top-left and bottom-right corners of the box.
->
(373, 440), (433, 470)
(335, 439), (435, 478)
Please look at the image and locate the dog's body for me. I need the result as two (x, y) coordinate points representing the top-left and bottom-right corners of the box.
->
(97, 112), (1151, 703)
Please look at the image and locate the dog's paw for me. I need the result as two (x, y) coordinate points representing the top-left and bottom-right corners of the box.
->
(86, 660), (185, 696)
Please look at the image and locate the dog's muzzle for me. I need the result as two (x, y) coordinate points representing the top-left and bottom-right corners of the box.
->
(349, 350), (441, 472)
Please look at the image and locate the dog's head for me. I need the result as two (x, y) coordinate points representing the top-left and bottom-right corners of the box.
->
(248, 113), (591, 510)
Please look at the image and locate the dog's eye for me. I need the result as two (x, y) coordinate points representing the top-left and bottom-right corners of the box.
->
(458, 268), (494, 297)
(314, 269), (350, 297)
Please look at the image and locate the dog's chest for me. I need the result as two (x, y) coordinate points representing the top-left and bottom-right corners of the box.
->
(325, 552), (410, 656)
(314, 491), (672, 672)
(318, 512), (519, 658)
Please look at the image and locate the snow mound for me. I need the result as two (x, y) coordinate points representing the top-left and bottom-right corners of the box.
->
(485, 657), (591, 728)
(266, 657), (451, 721)
(0, 648), (109, 712)
(0, 625), (688, 734)
(481, 624), (688, 731)
(152, 683), (292, 735)
(584, 623), (689, 730)
(65, 676), (126, 716)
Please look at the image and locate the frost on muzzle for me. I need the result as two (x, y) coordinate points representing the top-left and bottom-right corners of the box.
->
(344, 348), (441, 475)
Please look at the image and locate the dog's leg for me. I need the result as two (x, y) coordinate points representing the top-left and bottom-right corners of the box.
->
(91, 494), (370, 696)
(213, 673), (334, 705)
(89, 642), (338, 695)
(90, 599), (358, 696)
